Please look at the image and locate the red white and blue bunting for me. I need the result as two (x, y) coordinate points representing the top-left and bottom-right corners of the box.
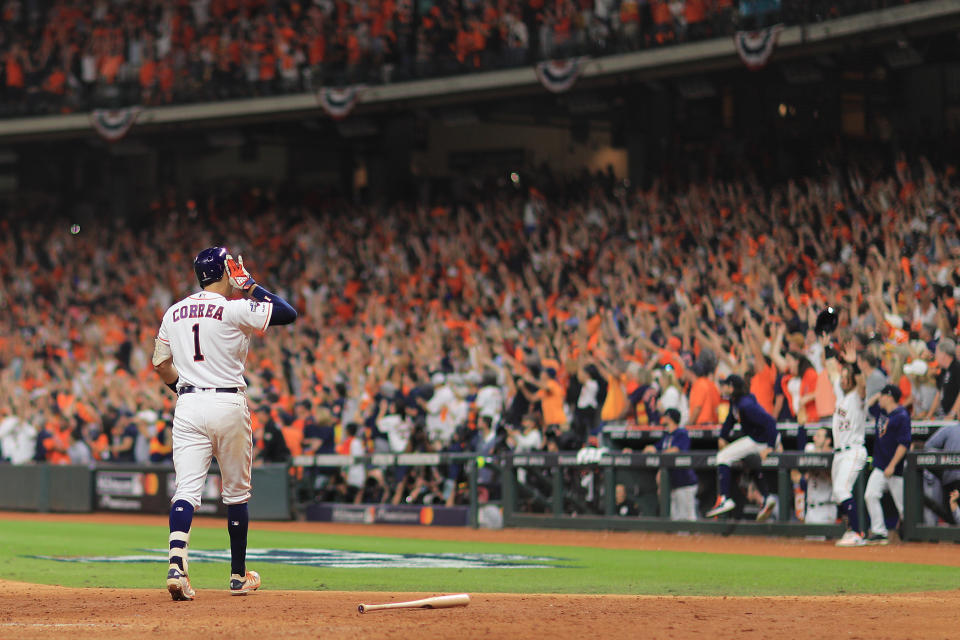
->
(90, 106), (142, 141)
(535, 57), (587, 94)
(316, 85), (365, 119)
(733, 24), (784, 71)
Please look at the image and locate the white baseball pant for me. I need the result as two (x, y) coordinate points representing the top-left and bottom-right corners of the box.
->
(864, 468), (904, 536)
(716, 436), (770, 466)
(171, 391), (253, 508)
(670, 484), (698, 521)
(831, 446), (867, 504)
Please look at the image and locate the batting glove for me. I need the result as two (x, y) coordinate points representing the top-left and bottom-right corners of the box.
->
(225, 254), (256, 290)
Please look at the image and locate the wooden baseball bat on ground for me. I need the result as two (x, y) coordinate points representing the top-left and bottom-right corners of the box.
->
(357, 593), (470, 614)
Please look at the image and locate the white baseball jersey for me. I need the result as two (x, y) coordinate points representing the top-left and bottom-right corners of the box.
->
(157, 291), (273, 389)
(831, 380), (868, 504)
(831, 382), (866, 450)
(804, 471), (836, 524)
(377, 413), (412, 453)
(474, 385), (504, 420)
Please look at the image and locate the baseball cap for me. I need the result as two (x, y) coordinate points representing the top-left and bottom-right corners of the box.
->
(903, 360), (928, 376)
(880, 384), (902, 402)
(430, 372), (445, 386)
(663, 408), (681, 425)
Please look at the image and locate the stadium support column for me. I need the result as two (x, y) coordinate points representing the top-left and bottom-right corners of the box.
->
(901, 67), (944, 155)
(624, 89), (671, 189)
(367, 116), (414, 200)
(339, 145), (355, 198)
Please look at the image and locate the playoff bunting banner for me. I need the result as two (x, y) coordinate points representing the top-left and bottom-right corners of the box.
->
(316, 85), (365, 119)
(90, 106), (142, 141)
(733, 24), (784, 71)
(534, 57), (587, 94)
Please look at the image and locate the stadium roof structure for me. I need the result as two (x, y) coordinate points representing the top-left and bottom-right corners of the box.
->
(0, 0), (957, 142)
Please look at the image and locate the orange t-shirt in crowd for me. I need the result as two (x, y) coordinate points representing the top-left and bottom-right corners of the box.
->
(281, 423), (303, 456)
(750, 363), (777, 416)
(44, 68), (66, 94)
(158, 63), (174, 92)
(782, 368), (819, 423)
(336, 435), (353, 455)
(6, 56), (24, 88)
(685, 0), (706, 23)
(43, 426), (71, 465)
(140, 59), (157, 87)
(799, 368), (818, 423)
(539, 379), (567, 426)
(601, 374), (628, 421)
(651, 0), (672, 25)
(309, 35), (326, 64)
(898, 376), (912, 407)
(814, 369), (836, 418)
(689, 376), (721, 424)
(101, 54), (123, 83)
(260, 52), (276, 80)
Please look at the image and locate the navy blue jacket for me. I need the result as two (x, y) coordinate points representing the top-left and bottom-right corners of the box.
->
(720, 393), (778, 448)
(654, 427), (698, 488)
(869, 405), (911, 475)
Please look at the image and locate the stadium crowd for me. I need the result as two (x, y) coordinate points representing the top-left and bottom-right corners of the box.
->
(2, 153), (960, 517)
(0, 0), (919, 115)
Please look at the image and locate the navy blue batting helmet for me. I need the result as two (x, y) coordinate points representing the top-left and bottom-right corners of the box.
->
(194, 246), (228, 287)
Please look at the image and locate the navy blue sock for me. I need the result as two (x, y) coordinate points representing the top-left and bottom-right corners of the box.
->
(841, 498), (859, 533)
(227, 503), (249, 576)
(754, 471), (770, 498)
(168, 500), (194, 571)
(718, 465), (732, 498)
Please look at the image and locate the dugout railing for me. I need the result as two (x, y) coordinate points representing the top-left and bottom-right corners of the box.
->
(601, 420), (952, 451)
(282, 448), (960, 540)
(499, 449), (960, 541)
(903, 451), (960, 542)
(290, 450), (851, 537)
(500, 451), (849, 538)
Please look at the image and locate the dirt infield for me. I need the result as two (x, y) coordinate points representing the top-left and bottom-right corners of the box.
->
(2, 512), (959, 639)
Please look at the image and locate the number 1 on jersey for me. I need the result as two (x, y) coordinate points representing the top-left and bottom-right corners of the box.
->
(192, 323), (205, 361)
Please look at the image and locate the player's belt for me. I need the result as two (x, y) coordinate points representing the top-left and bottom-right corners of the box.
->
(178, 386), (240, 395)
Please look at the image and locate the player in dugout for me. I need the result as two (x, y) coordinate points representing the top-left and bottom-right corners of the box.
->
(705, 374), (780, 521)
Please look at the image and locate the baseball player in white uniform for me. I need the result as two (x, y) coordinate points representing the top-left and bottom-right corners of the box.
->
(827, 359), (868, 547)
(153, 247), (297, 601)
(800, 428), (837, 525)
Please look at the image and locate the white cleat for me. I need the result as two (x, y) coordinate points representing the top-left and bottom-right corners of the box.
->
(835, 531), (866, 547)
(705, 497), (736, 518)
(167, 567), (196, 601)
(756, 495), (777, 522)
(230, 570), (261, 595)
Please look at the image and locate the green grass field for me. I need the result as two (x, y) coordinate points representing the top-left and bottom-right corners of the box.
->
(0, 519), (953, 596)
